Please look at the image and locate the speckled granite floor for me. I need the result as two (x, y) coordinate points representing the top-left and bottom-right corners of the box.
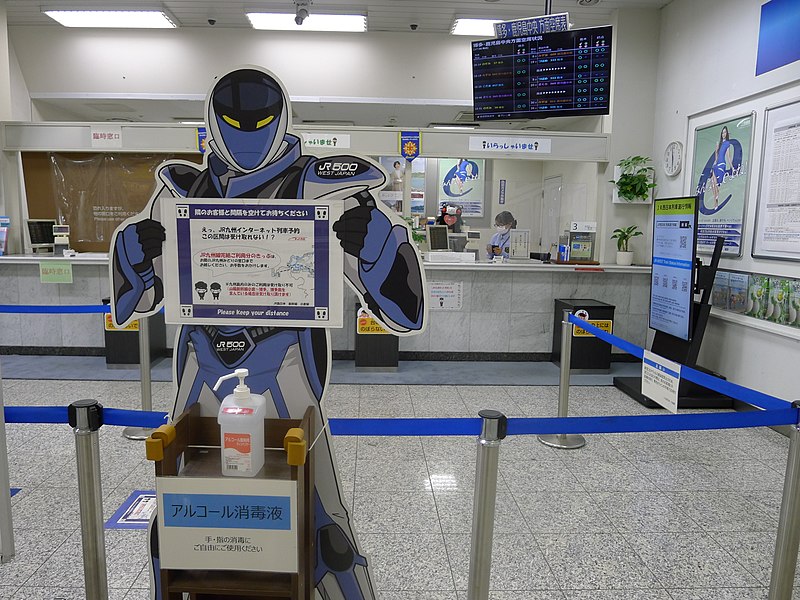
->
(0, 378), (797, 599)
(0, 354), (643, 386)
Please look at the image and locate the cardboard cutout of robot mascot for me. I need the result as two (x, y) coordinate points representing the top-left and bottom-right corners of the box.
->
(108, 65), (428, 600)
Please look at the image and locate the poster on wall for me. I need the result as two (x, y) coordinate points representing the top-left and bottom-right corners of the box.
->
(753, 98), (800, 261)
(429, 281), (463, 310)
(378, 157), (405, 213)
(690, 114), (754, 256)
(438, 158), (485, 217)
(410, 158), (426, 216)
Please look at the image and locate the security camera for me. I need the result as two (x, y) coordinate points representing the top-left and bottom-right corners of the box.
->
(410, 23), (418, 31)
(207, 18), (216, 25)
(295, 8), (309, 25)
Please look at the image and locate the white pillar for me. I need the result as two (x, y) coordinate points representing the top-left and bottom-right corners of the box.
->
(0, 1), (14, 121)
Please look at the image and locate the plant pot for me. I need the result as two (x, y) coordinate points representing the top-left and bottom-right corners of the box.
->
(616, 251), (634, 266)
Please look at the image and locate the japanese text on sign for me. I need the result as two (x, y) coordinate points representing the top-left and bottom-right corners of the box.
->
(162, 199), (343, 327)
(163, 493), (291, 531)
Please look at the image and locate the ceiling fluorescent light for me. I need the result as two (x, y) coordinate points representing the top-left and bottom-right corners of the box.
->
(247, 13), (366, 32)
(43, 10), (176, 28)
(179, 120), (205, 125)
(451, 18), (502, 36)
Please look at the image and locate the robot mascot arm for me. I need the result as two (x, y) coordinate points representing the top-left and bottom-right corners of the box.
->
(110, 197), (166, 328)
(110, 163), (201, 328)
(299, 155), (425, 335)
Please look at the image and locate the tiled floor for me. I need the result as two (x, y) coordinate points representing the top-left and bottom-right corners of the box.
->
(0, 377), (798, 599)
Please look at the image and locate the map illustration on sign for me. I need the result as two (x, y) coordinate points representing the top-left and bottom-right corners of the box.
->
(162, 199), (343, 327)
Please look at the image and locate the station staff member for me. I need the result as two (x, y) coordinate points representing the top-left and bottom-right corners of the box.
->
(486, 211), (516, 259)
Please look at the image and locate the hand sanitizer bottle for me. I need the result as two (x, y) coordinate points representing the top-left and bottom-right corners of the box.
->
(213, 369), (267, 477)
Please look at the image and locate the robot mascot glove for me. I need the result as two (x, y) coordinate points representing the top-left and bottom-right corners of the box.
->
(113, 218), (166, 324)
(333, 192), (423, 332)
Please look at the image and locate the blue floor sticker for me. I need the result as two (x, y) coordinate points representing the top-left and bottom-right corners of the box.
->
(105, 490), (156, 529)
(10, 488), (19, 497)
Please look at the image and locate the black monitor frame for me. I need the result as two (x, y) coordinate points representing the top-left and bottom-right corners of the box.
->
(471, 25), (613, 121)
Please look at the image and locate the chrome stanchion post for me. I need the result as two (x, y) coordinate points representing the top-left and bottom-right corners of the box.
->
(0, 363), (15, 563)
(124, 315), (153, 440)
(68, 399), (108, 600)
(768, 403), (800, 600)
(538, 309), (586, 449)
(467, 409), (507, 600)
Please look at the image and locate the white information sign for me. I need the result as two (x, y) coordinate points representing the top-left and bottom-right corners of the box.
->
(157, 476), (298, 573)
(571, 221), (597, 233)
(90, 125), (123, 149)
(469, 136), (552, 154)
(301, 133), (351, 149)
(509, 229), (531, 259)
(641, 350), (681, 414)
(753, 99), (800, 261)
(161, 198), (343, 327)
(429, 281), (463, 310)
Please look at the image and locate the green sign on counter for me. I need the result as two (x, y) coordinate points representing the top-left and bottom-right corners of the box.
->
(39, 261), (73, 284)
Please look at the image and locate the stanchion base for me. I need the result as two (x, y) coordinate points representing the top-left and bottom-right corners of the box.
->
(538, 433), (586, 449)
(122, 426), (154, 441)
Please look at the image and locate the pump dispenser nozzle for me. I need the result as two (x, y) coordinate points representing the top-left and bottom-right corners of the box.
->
(213, 368), (251, 400)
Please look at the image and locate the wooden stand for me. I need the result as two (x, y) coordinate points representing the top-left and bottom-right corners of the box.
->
(146, 405), (316, 600)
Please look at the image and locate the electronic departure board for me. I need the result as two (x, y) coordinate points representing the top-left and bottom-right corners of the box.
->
(472, 26), (612, 121)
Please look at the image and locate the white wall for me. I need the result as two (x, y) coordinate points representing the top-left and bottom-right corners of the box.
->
(652, 0), (800, 400)
(9, 27), (475, 104)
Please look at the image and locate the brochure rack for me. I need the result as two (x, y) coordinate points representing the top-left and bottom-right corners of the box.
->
(146, 404), (315, 600)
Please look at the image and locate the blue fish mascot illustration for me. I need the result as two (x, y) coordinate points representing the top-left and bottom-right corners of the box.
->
(109, 65), (427, 600)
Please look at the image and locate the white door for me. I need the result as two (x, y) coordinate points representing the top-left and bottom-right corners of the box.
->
(540, 176), (562, 253)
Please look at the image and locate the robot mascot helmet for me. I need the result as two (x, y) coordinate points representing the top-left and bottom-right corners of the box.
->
(206, 67), (289, 173)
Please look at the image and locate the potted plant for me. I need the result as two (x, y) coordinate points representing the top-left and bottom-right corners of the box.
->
(610, 155), (656, 203)
(611, 225), (643, 266)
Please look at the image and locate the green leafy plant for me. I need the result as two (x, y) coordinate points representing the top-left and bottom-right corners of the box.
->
(610, 155), (656, 202)
(403, 217), (425, 245)
(611, 225), (643, 252)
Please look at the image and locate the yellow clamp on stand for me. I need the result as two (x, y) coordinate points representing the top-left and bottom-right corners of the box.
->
(145, 424), (177, 462)
(283, 427), (307, 466)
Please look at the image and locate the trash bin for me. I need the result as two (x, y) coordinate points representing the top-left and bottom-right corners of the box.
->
(101, 298), (167, 366)
(552, 299), (615, 372)
(354, 305), (398, 370)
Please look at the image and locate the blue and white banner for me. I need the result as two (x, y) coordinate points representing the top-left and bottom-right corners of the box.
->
(400, 131), (421, 161)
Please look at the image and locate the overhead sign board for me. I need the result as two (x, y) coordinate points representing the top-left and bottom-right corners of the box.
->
(494, 13), (570, 39)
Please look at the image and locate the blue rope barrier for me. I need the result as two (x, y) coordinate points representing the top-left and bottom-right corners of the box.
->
(567, 314), (791, 412)
(4, 406), (69, 424)
(0, 304), (110, 314)
(103, 408), (168, 428)
(329, 418), (481, 436)
(328, 408), (799, 436)
(4, 406), (797, 436)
